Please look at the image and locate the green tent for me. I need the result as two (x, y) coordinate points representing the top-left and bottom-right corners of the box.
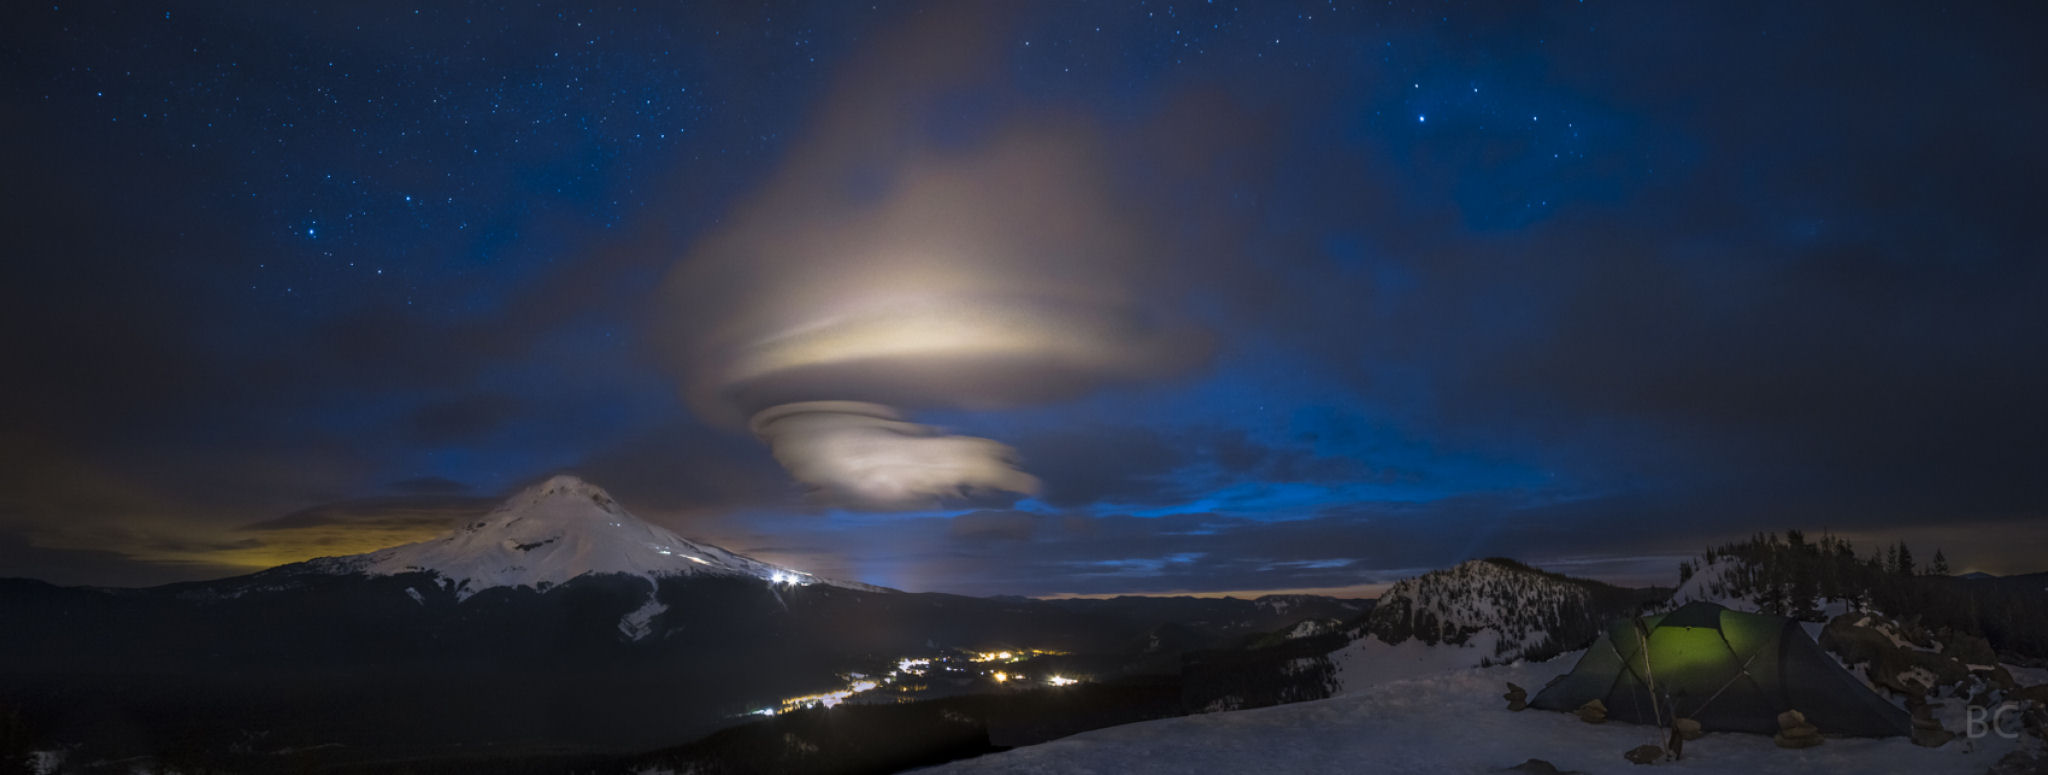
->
(1529, 601), (1911, 736)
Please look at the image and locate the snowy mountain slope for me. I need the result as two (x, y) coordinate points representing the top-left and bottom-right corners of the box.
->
(1356, 558), (1650, 665)
(306, 474), (881, 601)
(1189, 559), (1658, 702)
(923, 656), (2024, 775)
(1669, 557), (1770, 612)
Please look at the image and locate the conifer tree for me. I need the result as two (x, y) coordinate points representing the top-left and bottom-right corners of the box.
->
(1790, 558), (1821, 621)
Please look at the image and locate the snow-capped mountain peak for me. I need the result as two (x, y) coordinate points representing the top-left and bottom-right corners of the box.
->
(316, 474), (868, 600)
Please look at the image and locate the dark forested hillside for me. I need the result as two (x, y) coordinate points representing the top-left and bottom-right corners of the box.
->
(1677, 531), (2048, 659)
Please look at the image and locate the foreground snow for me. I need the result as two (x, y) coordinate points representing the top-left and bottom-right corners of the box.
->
(924, 657), (2021, 774)
(1329, 630), (1502, 693)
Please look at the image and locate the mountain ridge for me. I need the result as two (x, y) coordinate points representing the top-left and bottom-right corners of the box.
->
(1361, 557), (1655, 664)
(287, 474), (882, 601)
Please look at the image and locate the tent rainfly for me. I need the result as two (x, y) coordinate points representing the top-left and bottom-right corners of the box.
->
(1529, 601), (1912, 737)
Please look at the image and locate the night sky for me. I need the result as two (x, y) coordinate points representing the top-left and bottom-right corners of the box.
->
(5, 2), (2045, 597)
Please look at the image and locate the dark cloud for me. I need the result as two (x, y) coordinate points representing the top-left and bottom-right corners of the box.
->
(405, 394), (526, 445)
(241, 495), (495, 532)
(894, 491), (2020, 598)
(946, 510), (1039, 542)
(1010, 426), (1191, 508)
(1007, 424), (1411, 509)
(386, 476), (474, 495)
(0, 530), (243, 588)
(1200, 427), (1398, 488)
(564, 420), (802, 517)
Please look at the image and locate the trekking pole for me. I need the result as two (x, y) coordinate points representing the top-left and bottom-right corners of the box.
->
(1635, 618), (1664, 734)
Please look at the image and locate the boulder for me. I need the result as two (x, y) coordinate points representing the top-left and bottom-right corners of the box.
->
(1504, 682), (1529, 711)
(1820, 614), (1979, 698)
(1988, 747), (2048, 775)
(2011, 684), (2048, 706)
(1778, 723), (1820, 739)
(1672, 717), (1703, 741)
(1501, 759), (1582, 775)
(1773, 729), (1824, 749)
(1942, 634), (2016, 690)
(1911, 725), (1955, 748)
(1911, 703), (1943, 730)
(1910, 700), (1960, 746)
(1577, 698), (1608, 724)
(1623, 745), (1665, 765)
(1774, 709), (1823, 748)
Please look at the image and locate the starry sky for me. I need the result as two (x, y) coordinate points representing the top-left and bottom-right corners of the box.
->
(4, 1), (2045, 597)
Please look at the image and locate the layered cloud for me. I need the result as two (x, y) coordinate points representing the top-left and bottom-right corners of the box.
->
(654, 9), (1207, 507)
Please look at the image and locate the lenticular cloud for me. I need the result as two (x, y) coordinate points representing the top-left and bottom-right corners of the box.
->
(658, 129), (1205, 507)
(748, 401), (1039, 508)
(653, 11), (1205, 508)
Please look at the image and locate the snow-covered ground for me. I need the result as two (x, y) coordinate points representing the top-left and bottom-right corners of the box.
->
(1668, 558), (1853, 624)
(1329, 630), (1502, 693)
(922, 656), (2022, 774)
(2007, 662), (2048, 687)
(1369, 559), (1591, 665)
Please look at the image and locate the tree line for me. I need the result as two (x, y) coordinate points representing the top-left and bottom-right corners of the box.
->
(1677, 530), (2046, 659)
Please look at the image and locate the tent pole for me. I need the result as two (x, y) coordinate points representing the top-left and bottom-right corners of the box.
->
(1634, 618), (1666, 739)
(1635, 619), (1660, 723)
(1694, 641), (1767, 719)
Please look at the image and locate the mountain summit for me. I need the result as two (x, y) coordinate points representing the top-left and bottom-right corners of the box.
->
(1315, 559), (1663, 695)
(1362, 558), (1605, 662)
(313, 474), (863, 600)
